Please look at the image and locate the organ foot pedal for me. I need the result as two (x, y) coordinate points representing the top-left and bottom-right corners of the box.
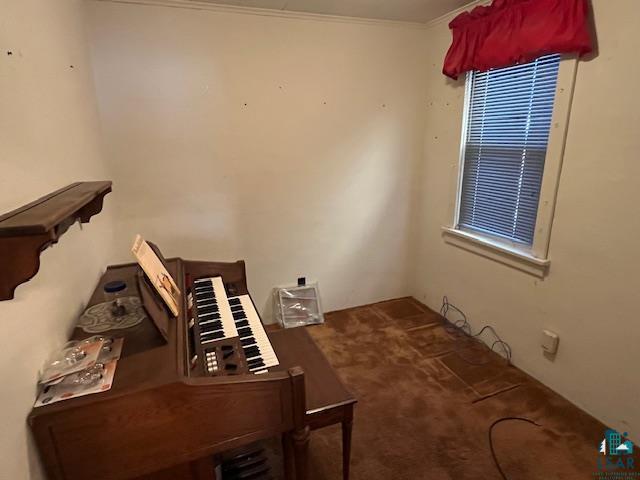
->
(221, 444), (273, 480)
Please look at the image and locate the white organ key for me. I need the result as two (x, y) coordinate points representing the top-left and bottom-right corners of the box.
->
(193, 276), (238, 340)
(235, 294), (279, 370)
(210, 277), (237, 338)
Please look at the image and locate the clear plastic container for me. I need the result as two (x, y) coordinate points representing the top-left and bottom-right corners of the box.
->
(273, 282), (324, 328)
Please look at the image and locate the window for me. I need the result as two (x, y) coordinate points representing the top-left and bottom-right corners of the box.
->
(458, 54), (560, 246)
(443, 55), (577, 277)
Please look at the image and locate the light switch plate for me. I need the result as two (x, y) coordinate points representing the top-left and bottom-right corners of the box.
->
(542, 329), (559, 354)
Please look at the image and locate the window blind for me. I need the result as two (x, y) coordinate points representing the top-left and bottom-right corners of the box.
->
(458, 54), (560, 246)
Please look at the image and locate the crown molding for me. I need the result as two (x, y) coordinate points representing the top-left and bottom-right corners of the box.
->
(424, 0), (487, 29)
(91, 0), (433, 30)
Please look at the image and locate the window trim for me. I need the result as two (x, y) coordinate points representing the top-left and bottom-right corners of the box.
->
(443, 55), (579, 277)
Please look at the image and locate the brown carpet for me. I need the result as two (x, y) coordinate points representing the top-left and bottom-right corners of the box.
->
(276, 297), (611, 479)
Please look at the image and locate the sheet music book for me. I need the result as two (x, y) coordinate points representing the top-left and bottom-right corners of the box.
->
(131, 235), (180, 316)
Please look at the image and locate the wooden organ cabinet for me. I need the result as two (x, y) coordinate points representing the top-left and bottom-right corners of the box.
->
(28, 243), (356, 480)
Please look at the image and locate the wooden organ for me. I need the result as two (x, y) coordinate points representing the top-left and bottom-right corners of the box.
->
(28, 244), (310, 480)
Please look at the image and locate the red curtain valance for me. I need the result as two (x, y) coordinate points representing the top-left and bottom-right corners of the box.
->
(443, 0), (593, 79)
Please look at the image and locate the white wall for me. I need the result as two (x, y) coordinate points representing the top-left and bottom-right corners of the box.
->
(0, 1), (114, 478)
(412, 0), (640, 439)
(86, 1), (429, 320)
(4, 1), (635, 477)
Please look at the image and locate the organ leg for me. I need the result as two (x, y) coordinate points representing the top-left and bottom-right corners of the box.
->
(342, 418), (353, 480)
(292, 426), (310, 480)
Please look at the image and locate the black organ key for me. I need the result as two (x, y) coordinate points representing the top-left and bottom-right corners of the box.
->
(228, 298), (241, 306)
(196, 295), (215, 302)
(195, 286), (214, 294)
(199, 322), (223, 332)
(232, 311), (246, 320)
(198, 309), (220, 316)
(198, 305), (219, 314)
(199, 317), (221, 325)
(199, 319), (221, 327)
(197, 298), (215, 304)
(200, 317), (223, 326)
(248, 359), (265, 369)
(197, 292), (216, 298)
(196, 298), (215, 305)
(200, 326), (223, 335)
(237, 327), (252, 337)
(244, 346), (260, 357)
(198, 304), (216, 311)
(240, 336), (256, 346)
(235, 319), (249, 328)
(201, 330), (225, 340)
(195, 290), (214, 295)
(195, 286), (214, 293)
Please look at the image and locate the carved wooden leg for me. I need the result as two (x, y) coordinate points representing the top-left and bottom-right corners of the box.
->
(282, 433), (296, 480)
(292, 426), (310, 480)
(342, 419), (353, 480)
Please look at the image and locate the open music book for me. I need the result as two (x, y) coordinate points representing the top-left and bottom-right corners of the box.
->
(131, 235), (180, 316)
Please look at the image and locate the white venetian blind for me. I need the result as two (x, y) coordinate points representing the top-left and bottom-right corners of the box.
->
(458, 54), (560, 246)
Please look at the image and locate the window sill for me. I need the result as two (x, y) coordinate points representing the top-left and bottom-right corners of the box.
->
(441, 227), (550, 278)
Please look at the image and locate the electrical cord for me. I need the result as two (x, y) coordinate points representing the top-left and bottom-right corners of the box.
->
(440, 296), (512, 365)
(439, 298), (529, 479)
(489, 417), (542, 480)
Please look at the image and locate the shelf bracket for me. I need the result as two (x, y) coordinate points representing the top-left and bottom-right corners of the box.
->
(0, 181), (112, 300)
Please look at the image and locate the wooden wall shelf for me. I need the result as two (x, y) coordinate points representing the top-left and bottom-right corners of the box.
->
(0, 181), (112, 300)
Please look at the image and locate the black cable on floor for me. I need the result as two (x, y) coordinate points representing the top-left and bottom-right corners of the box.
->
(439, 296), (512, 365)
(489, 417), (542, 480)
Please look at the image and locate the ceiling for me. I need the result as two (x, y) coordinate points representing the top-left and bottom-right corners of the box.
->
(186, 0), (472, 23)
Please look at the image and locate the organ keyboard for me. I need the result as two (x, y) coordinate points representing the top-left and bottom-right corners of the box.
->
(28, 243), (309, 480)
(189, 276), (279, 376)
(192, 277), (237, 341)
(230, 295), (279, 373)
